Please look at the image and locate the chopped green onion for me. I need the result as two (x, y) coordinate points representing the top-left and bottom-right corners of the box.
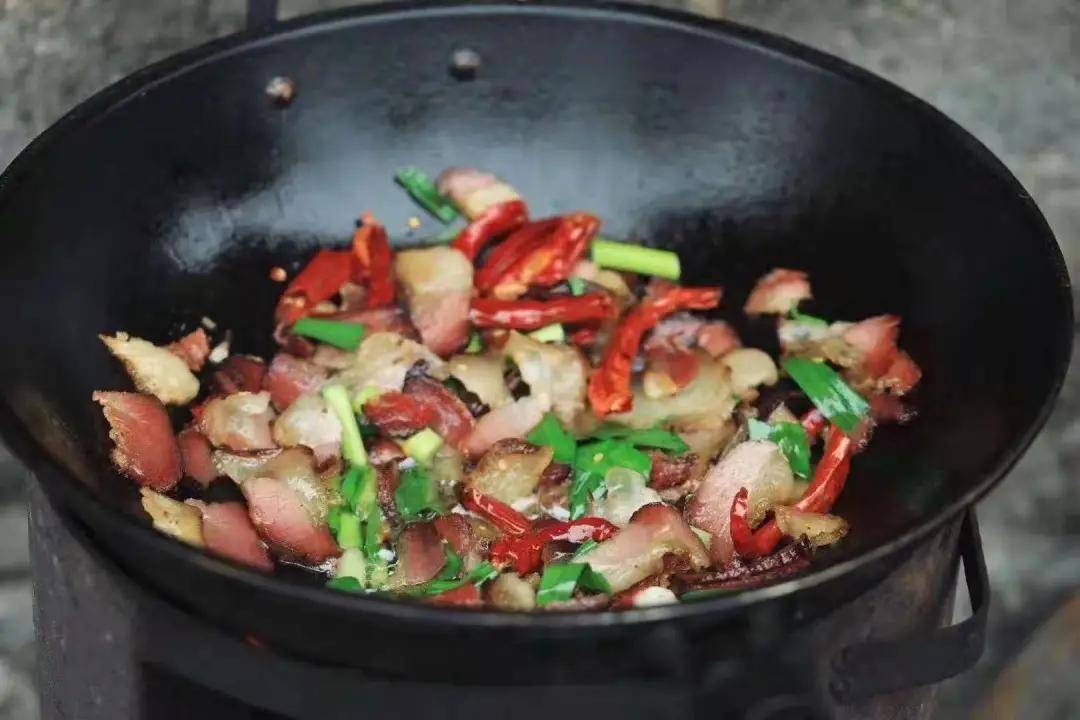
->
(394, 466), (443, 520)
(567, 277), (587, 296)
(335, 547), (367, 581)
(437, 545), (463, 582)
(790, 309), (829, 327)
(578, 565), (612, 594)
(340, 465), (362, 510)
(395, 167), (458, 224)
(352, 384), (383, 413)
(402, 428), (444, 465)
(585, 424), (689, 453)
(327, 505), (343, 534)
(326, 576), (363, 592)
(362, 509), (384, 559)
(747, 418), (772, 441)
(769, 421), (811, 478)
(536, 562), (611, 606)
(322, 385), (368, 467)
(291, 318), (365, 351)
(410, 556), (498, 596)
(354, 465), (378, 518)
(464, 332), (483, 354)
(527, 324), (565, 343)
(536, 563), (586, 606)
(590, 238), (681, 280)
(782, 357), (869, 433)
(526, 413), (577, 464)
(747, 418), (811, 477)
(572, 539), (599, 559)
(569, 439), (652, 519)
(336, 512), (362, 549)
(467, 562), (499, 586)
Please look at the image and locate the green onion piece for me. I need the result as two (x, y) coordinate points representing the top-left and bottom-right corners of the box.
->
(464, 332), (483, 354)
(586, 424), (689, 453)
(352, 384), (383, 413)
(790, 309), (829, 327)
(326, 576), (363, 592)
(335, 547), (367, 580)
(468, 562), (499, 586)
(769, 421), (811, 479)
(402, 428), (444, 465)
(354, 465), (378, 518)
(394, 465), (443, 520)
(437, 545), (463, 581)
(590, 238), (681, 280)
(527, 324), (565, 344)
(567, 277), (587, 296)
(781, 357), (869, 433)
(291, 318), (365, 351)
(322, 385), (368, 467)
(536, 563), (587, 606)
(327, 505), (343, 534)
(362, 509), (384, 559)
(572, 539), (599, 560)
(569, 439), (652, 519)
(395, 167), (458, 224)
(340, 465), (363, 510)
(336, 512), (362, 550)
(747, 418), (772, 441)
(578, 565), (612, 594)
(526, 413), (577, 464)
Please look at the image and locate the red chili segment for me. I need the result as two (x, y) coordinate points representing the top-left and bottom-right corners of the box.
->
(489, 517), (619, 575)
(352, 218), (395, 308)
(475, 218), (561, 293)
(587, 286), (721, 416)
(274, 249), (355, 325)
(484, 213), (600, 298)
(462, 487), (531, 535)
(730, 424), (854, 559)
(452, 199), (528, 261)
(469, 293), (617, 330)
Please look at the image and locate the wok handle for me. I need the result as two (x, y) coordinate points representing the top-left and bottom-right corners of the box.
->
(247, 0), (280, 28)
(828, 510), (989, 703)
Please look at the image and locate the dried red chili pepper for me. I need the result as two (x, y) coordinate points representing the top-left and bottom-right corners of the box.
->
(730, 425), (854, 559)
(469, 293), (616, 330)
(362, 391), (437, 437)
(352, 218), (395, 308)
(474, 218), (560, 293)
(489, 517), (618, 575)
(479, 213), (600, 298)
(462, 487), (530, 536)
(569, 326), (600, 348)
(452, 199), (528, 262)
(587, 285), (721, 416)
(274, 249), (355, 325)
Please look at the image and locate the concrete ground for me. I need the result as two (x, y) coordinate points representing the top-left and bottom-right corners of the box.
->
(0, 1), (1077, 717)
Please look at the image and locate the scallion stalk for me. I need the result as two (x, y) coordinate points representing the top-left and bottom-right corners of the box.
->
(527, 324), (565, 343)
(401, 428), (444, 465)
(395, 167), (458, 224)
(336, 512), (362, 549)
(291, 318), (365, 351)
(322, 384), (368, 467)
(781, 357), (869, 433)
(590, 238), (681, 280)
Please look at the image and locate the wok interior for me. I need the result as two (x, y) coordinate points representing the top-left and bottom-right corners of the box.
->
(0, 7), (1068, 584)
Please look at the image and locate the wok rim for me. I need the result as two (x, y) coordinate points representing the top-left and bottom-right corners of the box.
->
(0, 0), (1072, 632)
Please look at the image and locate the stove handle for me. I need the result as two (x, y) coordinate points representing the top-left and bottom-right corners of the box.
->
(828, 510), (989, 704)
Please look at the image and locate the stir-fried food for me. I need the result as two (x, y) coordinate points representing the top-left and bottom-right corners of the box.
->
(93, 167), (921, 611)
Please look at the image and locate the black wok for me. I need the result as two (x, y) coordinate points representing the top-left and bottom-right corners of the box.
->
(0, 0), (1070, 703)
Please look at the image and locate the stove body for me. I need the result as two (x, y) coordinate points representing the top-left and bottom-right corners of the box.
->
(31, 482), (977, 720)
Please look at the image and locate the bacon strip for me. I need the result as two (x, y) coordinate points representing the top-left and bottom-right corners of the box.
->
(93, 391), (181, 491)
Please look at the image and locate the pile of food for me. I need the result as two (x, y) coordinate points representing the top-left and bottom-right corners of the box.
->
(94, 167), (921, 611)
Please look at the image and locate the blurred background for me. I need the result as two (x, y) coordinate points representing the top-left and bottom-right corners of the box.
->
(0, 1), (1077, 718)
